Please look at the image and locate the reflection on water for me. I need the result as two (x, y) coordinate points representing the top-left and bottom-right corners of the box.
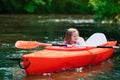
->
(5, 60), (114, 80)
(0, 15), (120, 80)
(16, 60), (113, 80)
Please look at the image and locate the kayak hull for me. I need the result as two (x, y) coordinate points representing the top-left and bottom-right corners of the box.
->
(22, 41), (117, 74)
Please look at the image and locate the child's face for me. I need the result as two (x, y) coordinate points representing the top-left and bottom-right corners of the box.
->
(71, 31), (79, 43)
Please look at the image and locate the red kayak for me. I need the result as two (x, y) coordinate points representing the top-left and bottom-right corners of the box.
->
(22, 41), (117, 74)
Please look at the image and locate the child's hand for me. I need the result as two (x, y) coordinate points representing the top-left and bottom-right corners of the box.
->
(72, 44), (78, 48)
(67, 44), (72, 47)
(67, 44), (77, 48)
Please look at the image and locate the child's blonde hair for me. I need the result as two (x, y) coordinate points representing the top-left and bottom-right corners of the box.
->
(64, 28), (79, 44)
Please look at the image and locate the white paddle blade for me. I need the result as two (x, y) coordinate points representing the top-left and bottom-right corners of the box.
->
(86, 33), (107, 46)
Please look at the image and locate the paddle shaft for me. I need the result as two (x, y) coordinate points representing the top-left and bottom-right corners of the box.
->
(96, 46), (120, 49)
(15, 40), (119, 49)
(52, 45), (120, 49)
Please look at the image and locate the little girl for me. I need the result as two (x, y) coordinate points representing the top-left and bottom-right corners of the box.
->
(64, 28), (85, 47)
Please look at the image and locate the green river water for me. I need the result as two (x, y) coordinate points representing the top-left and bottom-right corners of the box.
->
(0, 14), (120, 80)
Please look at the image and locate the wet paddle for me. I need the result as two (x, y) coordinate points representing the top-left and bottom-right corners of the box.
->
(15, 40), (67, 49)
(15, 40), (119, 49)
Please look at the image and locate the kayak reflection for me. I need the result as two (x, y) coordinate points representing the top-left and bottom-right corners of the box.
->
(24, 59), (113, 80)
